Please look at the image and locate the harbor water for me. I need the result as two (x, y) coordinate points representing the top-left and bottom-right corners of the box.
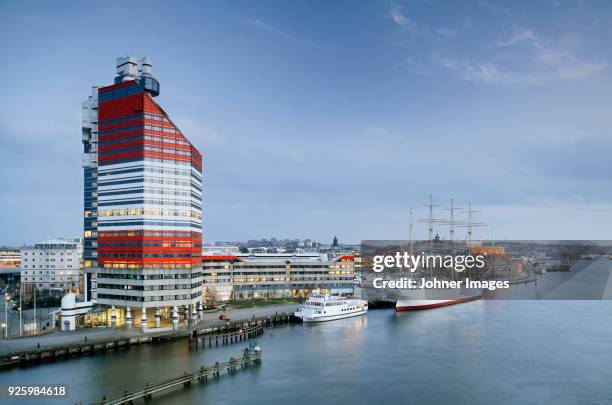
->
(3, 300), (612, 404)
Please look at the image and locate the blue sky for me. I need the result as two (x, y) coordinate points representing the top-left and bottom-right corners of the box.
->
(1, 0), (612, 245)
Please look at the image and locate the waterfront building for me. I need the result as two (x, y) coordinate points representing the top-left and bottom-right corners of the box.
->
(215, 238), (321, 250)
(20, 238), (82, 296)
(0, 248), (20, 269)
(82, 57), (203, 328)
(201, 253), (355, 303)
(470, 246), (511, 278)
(0, 247), (20, 292)
(203, 245), (241, 255)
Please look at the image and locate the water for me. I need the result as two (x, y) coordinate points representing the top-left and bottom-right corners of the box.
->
(3, 301), (612, 405)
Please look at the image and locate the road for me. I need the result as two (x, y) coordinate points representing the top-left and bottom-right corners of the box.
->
(198, 302), (298, 326)
(0, 298), (57, 338)
(0, 298), (19, 338)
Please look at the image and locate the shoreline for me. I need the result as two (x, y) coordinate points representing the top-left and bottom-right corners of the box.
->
(0, 302), (299, 366)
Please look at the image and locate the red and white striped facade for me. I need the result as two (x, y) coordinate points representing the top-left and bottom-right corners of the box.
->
(85, 57), (203, 314)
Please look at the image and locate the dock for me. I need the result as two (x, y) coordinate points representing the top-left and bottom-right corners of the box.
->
(190, 323), (264, 347)
(0, 312), (291, 369)
(91, 347), (262, 405)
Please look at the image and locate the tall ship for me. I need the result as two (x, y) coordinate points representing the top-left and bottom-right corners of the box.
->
(363, 195), (490, 312)
(294, 290), (368, 322)
(395, 285), (482, 311)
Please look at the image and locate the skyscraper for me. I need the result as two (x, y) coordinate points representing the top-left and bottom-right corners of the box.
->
(82, 57), (203, 329)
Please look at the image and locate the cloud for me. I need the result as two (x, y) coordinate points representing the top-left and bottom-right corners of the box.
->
(245, 18), (339, 50)
(388, 3), (411, 27)
(432, 55), (539, 86)
(246, 19), (291, 40)
(432, 26), (606, 87)
(432, 53), (605, 87)
(478, 1), (511, 16)
(395, 56), (431, 75)
(555, 60), (606, 80)
(495, 26), (537, 47)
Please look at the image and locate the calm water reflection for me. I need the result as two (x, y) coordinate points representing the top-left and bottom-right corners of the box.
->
(3, 301), (612, 405)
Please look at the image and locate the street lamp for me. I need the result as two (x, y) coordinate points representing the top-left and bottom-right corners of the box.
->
(3, 294), (8, 338)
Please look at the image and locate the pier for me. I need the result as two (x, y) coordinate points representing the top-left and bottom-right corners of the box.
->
(190, 323), (264, 348)
(0, 311), (291, 369)
(91, 347), (262, 405)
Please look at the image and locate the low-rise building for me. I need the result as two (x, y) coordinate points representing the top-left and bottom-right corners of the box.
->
(20, 238), (82, 296)
(201, 252), (355, 303)
(470, 246), (511, 278)
(0, 248), (20, 269)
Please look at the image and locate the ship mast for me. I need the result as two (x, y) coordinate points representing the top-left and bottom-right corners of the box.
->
(427, 193), (434, 241)
(418, 193), (443, 252)
(457, 202), (485, 247)
(408, 206), (414, 256)
(449, 198), (455, 243)
(467, 202), (473, 242)
(442, 197), (464, 255)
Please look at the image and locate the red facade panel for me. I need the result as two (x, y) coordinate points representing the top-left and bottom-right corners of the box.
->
(96, 80), (202, 270)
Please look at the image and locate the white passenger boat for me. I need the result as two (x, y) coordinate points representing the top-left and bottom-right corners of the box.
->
(294, 290), (368, 322)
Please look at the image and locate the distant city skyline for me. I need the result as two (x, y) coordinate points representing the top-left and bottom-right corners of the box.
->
(2, 1), (612, 245)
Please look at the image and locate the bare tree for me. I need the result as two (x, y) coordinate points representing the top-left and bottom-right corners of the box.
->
(203, 286), (218, 307)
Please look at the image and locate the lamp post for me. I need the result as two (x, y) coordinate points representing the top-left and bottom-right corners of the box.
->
(4, 294), (9, 338)
(33, 284), (37, 334)
(19, 284), (22, 337)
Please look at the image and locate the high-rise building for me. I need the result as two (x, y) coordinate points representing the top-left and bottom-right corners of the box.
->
(82, 85), (99, 290)
(82, 57), (203, 328)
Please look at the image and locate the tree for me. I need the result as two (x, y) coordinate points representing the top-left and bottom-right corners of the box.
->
(203, 286), (218, 307)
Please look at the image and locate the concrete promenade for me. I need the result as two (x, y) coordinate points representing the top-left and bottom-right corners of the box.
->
(0, 302), (297, 357)
(198, 302), (298, 326)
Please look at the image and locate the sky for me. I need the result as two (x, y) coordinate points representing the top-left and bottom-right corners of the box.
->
(1, 0), (612, 245)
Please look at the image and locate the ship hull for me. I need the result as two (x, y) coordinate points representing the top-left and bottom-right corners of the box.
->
(298, 308), (368, 322)
(395, 295), (481, 311)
